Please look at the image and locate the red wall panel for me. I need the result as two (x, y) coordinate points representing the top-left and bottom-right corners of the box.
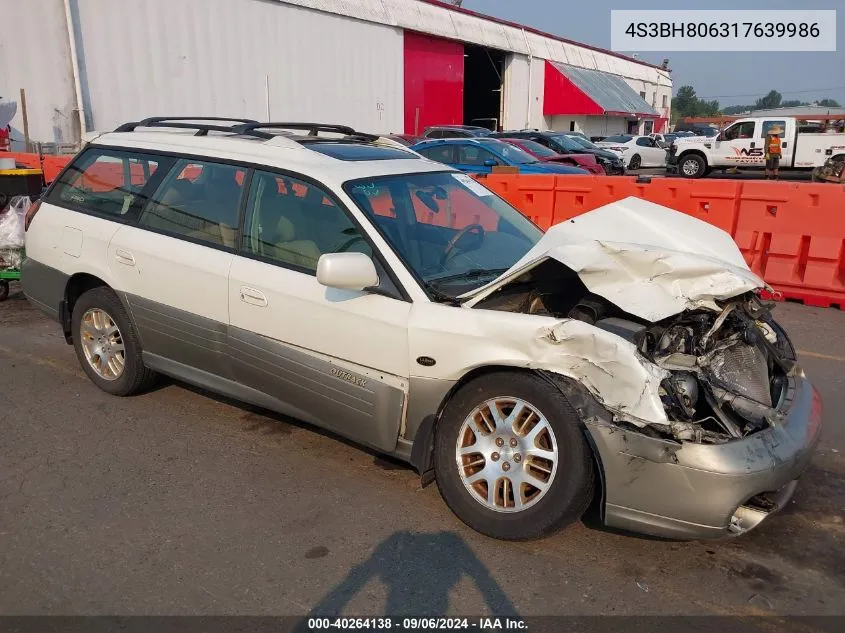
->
(404, 31), (464, 135)
(543, 60), (603, 116)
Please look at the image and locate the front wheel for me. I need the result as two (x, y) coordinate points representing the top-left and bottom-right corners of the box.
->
(679, 154), (706, 178)
(434, 372), (595, 540)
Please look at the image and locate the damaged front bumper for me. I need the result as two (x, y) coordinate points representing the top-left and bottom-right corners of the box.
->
(583, 370), (822, 540)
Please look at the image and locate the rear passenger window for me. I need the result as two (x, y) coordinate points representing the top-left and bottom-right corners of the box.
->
(138, 159), (246, 248)
(48, 148), (161, 217)
(419, 146), (456, 164)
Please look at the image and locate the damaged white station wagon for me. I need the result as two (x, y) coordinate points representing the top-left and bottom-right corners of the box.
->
(22, 119), (822, 541)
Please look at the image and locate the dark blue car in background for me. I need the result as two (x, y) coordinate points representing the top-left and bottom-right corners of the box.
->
(409, 138), (589, 175)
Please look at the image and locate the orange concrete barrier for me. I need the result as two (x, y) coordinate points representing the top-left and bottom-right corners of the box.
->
(471, 172), (845, 309)
(41, 155), (72, 183)
(628, 179), (741, 236)
(734, 181), (845, 308)
(475, 174), (556, 229)
(0, 152), (42, 170)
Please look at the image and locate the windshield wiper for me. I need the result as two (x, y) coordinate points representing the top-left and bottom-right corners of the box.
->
(423, 283), (462, 305)
(429, 268), (511, 285)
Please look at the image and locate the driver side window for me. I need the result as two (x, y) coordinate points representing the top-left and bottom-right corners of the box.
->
(723, 122), (755, 141)
(241, 170), (371, 273)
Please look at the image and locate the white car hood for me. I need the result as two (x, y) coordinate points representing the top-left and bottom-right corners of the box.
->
(461, 197), (766, 322)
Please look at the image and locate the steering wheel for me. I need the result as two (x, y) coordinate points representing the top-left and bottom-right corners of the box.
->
(440, 224), (485, 267)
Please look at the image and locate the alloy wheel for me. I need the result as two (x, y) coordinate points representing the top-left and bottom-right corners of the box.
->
(79, 308), (126, 381)
(455, 397), (558, 513)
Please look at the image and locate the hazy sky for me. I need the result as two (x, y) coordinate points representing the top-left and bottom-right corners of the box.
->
(460, 0), (844, 107)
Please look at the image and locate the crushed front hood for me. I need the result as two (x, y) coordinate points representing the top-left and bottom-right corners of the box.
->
(461, 197), (766, 322)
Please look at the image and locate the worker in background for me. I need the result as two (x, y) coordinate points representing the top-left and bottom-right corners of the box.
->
(764, 124), (783, 180)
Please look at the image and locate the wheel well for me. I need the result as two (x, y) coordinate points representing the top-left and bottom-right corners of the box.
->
(678, 149), (706, 162)
(61, 273), (109, 342)
(411, 366), (608, 517)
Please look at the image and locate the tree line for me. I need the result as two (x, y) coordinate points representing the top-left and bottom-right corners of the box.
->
(672, 86), (841, 120)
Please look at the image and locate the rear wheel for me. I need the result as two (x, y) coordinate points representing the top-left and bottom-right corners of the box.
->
(71, 286), (157, 396)
(434, 372), (594, 540)
(628, 154), (642, 170)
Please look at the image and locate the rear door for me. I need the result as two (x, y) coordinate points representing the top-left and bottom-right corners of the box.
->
(108, 157), (247, 378)
(634, 136), (667, 166)
(759, 119), (792, 166)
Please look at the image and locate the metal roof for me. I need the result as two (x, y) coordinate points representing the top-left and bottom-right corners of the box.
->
(550, 62), (660, 117)
(277, 1), (672, 85)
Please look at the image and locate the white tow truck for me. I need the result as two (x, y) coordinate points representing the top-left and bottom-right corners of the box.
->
(667, 116), (845, 178)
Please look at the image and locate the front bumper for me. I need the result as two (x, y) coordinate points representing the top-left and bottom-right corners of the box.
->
(603, 163), (625, 175)
(587, 370), (822, 540)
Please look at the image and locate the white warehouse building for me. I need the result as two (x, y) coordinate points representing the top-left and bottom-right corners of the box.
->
(2, 0), (672, 147)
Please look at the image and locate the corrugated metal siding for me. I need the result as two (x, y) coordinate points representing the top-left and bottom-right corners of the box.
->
(0, 0), (77, 144)
(74, 0), (404, 135)
(550, 62), (659, 116)
(550, 115), (627, 138)
(503, 54), (530, 129)
(6, 0), (671, 143)
(280, 1), (671, 85)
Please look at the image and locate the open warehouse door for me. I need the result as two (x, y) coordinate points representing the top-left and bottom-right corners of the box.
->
(462, 43), (506, 132)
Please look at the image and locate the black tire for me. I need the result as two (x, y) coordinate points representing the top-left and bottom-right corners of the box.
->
(71, 286), (157, 396)
(434, 371), (595, 540)
(628, 154), (641, 170)
(0, 280), (8, 302)
(679, 153), (706, 178)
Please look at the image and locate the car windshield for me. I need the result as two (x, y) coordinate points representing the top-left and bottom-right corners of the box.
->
(549, 134), (588, 152)
(485, 141), (539, 165)
(344, 172), (543, 299)
(509, 139), (557, 158)
(603, 135), (633, 143)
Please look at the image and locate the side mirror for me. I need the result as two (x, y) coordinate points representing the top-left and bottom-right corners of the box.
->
(483, 159), (498, 167)
(316, 252), (379, 292)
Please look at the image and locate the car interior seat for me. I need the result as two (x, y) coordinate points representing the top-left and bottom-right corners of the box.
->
(257, 186), (321, 269)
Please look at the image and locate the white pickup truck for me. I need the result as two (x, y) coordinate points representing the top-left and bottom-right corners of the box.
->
(667, 117), (845, 178)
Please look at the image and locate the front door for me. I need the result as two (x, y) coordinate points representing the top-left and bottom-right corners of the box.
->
(455, 144), (499, 174)
(109, 156), (245, 379)
(712, 120), (763, 168)
(227, 169), (412, 452)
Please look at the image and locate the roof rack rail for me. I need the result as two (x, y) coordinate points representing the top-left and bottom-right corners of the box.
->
(113, 118), (382, 144)
(114, 117), (260, 136)
(231, 122), (380, 142)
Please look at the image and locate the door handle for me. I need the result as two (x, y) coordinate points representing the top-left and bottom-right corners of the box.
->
(115, 249), (135, 266)
(240, 286), (268, 307)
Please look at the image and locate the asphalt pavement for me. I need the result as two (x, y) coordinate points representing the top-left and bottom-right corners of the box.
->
(1, 282), (843, 620)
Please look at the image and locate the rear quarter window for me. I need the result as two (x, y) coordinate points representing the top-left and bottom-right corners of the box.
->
(47, 147), (164, 217)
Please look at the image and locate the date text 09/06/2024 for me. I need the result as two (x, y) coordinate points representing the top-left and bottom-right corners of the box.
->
(625, 22), (820, 38)
(306, 617), (528, 630)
